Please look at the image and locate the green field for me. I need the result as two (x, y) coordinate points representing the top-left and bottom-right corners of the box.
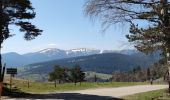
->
(123, 89), (170, 100)
(9, 78), (148, 93)
(17, 71), (113, 82)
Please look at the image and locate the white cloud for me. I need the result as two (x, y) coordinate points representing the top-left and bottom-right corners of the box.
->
(48, 43), (58, 46)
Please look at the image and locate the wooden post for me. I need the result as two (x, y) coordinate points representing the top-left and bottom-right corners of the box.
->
(0, 82), (3, 100)
(9, 74), (12, 92)
(2, 64), (6, 82)
(54, 80), (56, 88)
(27, 80), (29, 88)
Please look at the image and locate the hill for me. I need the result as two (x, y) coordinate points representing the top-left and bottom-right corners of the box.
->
(18, 52), (159, 80)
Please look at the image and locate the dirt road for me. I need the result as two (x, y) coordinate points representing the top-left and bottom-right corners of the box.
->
(4, 85), (168, 100)
(66, 85), (168, 98)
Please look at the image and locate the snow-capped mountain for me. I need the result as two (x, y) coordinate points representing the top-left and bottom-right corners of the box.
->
(34, 48), (106, 58)
(35, 48), (136, 56)
(2, 48), (138, 67)
(66, 48), (101, 57)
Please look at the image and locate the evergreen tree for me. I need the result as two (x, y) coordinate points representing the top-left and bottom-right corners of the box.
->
(0, 0), (42, 82)
(49, 65), (67, 87)
(85, 0), (170, 92)
(70, 65), (85, 86)
(85, 0), (170, 54)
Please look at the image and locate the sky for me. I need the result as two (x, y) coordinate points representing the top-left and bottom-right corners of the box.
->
(2, 0), (133, 54)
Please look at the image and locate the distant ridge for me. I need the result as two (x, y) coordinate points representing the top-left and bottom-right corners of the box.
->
(2, 48), (139, 67)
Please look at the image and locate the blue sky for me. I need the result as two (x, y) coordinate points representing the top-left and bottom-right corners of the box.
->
(2, 0), (132, 54)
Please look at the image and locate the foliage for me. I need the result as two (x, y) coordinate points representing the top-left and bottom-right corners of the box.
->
(49, 65), (67, 84)
(85, 0), (170, 91)
(48, 65), (85, 86)
(0, 0), (42, 41)
(112, 63), (167, 82)
(70, 65), (85, 85)
(18, 53), (158, 78)
(85, 0), (170, 55)
(0, 0), (42, 82)
(112, 66), (147, 82)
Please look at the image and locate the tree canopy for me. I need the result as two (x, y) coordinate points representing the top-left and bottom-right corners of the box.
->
(49, 65), (85, 86)
(70, 65), (85, 85)
(49, 65), (67, 86)
(0, 0), (42, 42)
(0, 0), (42, 82)
(85, 0), (170, 92)
(85, 0), (170, 55)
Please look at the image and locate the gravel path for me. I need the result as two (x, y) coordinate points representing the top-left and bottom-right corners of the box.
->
(4, 85), (168, 100)
(66, 85), (168, 98)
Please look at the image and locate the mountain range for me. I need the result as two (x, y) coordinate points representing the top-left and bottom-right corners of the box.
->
(2, 48), (139, 67)
(20, 52), (159, 74)
(7, 48), (160, 81)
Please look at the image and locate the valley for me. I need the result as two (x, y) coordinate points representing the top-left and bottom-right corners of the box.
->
(1, 48), (160, 82)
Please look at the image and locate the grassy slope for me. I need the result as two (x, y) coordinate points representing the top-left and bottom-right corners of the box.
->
(123, 89), (170, 100)
(10, 78), (147, 93)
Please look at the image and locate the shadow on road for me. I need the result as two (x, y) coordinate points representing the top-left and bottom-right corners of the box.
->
(2, 87), (123, 100)
(5, 92), (123, 100)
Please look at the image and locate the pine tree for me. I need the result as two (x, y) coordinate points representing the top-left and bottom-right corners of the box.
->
(85, 0), (170, 54)
(0, 0), (42, 82)
(49, 65), (66, 87)
(85, 0), (170, 92)
(70, 65), (85, 86)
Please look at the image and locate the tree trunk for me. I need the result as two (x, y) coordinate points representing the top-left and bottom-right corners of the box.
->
(27, 81), (30, 88)
(79, 81), (81, 86)
(0, 47), (2, 82)
(94, 75), (97, 82)
(0, 45), (5, 83)
(169, 80), (170, 93)
(74, 81), (76, 86)
(55, 80), (56, 88)
(0, 50), (1, 82)
(0, 3), (4, 98)
(168, 68), (170, 93)
(2, 64), (5, 82)
(0, 0), (3, 83)
(161, 0), (170, 93)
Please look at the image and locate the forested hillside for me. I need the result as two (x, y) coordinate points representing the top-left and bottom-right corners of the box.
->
(18, 52), (159, 77)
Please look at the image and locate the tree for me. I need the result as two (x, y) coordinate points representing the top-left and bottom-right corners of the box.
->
(49, 65), (67, 87)
(94, 74), (97, 82)
(85, 0), (170, 92)
(0, 0), (42, 82)
(147, 68), (151, 80)
(70, 65), (85, 86)
(85, 0), (169, 53)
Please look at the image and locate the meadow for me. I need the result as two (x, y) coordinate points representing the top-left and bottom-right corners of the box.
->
(9, 78), (147, 93)
(123, 89), (169, 100)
